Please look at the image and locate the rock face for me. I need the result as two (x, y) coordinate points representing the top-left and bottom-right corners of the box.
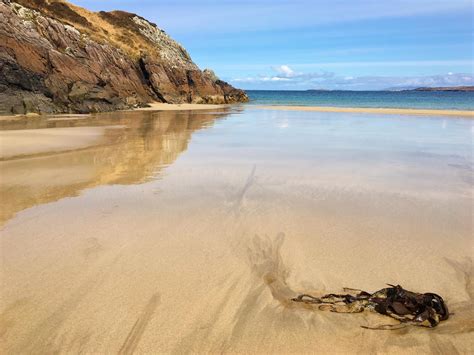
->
(0, 0), (248, 114)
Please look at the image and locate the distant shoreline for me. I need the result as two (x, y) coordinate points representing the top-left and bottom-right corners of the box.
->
(246, 87), (474, 92)
(255, 105), (474, 117)
(409, 86), (474, 92)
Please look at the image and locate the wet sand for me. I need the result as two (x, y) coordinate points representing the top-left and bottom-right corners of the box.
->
(0, 103), (230, 122)
(0, 108), (472, 353)
(135, 102), (231, 111)
(256, 105), (474, 117)
(0, 127), (114, 160)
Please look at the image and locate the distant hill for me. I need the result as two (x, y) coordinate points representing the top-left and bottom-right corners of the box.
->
(411, 86), (474, 92)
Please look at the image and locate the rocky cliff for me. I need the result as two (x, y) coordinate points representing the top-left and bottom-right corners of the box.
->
(0, 0), (248, 114)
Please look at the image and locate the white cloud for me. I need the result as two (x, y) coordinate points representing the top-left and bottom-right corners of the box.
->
(273, 65), (296, 77)
(235, 65), (336, 84)
(231, 67), (474, 90)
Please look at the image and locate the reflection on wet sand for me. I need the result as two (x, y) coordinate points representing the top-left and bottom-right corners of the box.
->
(0, 109), (230, 225)
(1, 108), (472, 354)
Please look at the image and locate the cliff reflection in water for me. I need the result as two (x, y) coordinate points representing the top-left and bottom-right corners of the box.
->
(0, 109), (230, 225)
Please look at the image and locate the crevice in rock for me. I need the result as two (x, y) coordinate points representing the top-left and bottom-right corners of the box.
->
(185, 70), (195, 103)
(138, 57), (167, 103)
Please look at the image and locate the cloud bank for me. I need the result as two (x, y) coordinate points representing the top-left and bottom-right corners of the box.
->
(232, 65), (474, 90)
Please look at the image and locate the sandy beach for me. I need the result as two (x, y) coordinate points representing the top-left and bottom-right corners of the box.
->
(256, 105), (474, 117)
(0, 104), (232, 122)
(134, 103), (232, 111)
(1, 108), (472, 353)
(0, 127), (113, 160)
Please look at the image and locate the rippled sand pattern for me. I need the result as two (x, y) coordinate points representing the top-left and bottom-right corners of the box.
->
(1, 108), (472, 353)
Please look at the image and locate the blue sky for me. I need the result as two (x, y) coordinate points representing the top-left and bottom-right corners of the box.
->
(72, 0), (473, 90)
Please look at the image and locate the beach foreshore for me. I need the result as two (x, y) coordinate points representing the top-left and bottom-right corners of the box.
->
(0, 126), (111, 160)
(1, 109), (472, 353)
(134, 103), (231, 111)
(0, 103), (232, 121)
(256, 105), (474, 117)
(2, 103), (472, 121)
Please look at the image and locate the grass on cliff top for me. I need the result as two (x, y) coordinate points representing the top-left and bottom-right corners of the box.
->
(14, 0), (162, 60)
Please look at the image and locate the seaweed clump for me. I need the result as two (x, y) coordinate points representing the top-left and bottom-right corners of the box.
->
(292, 284), (449, 330)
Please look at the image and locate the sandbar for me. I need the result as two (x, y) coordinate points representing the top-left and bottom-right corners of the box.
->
(256, 105), (474, 117)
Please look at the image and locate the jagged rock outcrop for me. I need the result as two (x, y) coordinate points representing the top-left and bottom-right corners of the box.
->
(0, 0), (248, 114)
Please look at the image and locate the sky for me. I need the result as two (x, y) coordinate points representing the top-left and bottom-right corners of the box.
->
(71, 0), (473, 90)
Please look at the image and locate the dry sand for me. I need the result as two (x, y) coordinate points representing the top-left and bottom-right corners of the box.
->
(0, 109), (472, 354)
(256, 105), (474, 117)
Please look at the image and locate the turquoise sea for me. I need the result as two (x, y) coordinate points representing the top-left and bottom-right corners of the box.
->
(246, 90), (474, 110)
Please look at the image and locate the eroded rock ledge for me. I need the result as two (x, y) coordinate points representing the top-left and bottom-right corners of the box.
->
(0, 0), (248, 114)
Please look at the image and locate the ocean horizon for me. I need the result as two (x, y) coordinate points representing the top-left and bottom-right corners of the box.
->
(246, 90), (474, 110)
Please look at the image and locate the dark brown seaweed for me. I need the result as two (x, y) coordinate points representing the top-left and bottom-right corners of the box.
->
(292, 284), (449, 330)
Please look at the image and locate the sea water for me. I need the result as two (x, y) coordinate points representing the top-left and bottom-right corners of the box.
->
(246, 90), (474, 110)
